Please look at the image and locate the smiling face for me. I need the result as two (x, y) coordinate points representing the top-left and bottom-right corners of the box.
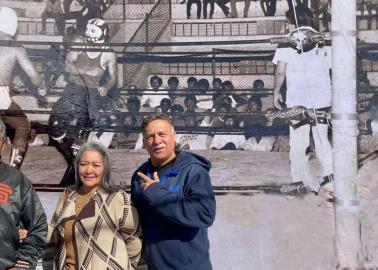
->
(78, 150), (105, 194)
(143, 119), (176, 167)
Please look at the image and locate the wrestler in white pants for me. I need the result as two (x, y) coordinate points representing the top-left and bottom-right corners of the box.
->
(289, 123), (333, 190)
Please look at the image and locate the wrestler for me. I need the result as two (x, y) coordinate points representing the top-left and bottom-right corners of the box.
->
(0, 7), (46, 169)
(49, 18), (117, 185)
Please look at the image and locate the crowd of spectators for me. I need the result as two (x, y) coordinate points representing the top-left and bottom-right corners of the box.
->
(109, 75), (291, 151)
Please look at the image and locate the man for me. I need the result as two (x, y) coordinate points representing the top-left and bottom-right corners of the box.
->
(140, 75), (169, 108)
(0, 7), (46, 169)
(196, 78), (214, 110)
(181, 0), (202, 19)
(63, 0), (87, 32)
(40, 0), (65, 35)
(167, 76), (186, 107)
(131, 114), (216, 270)
(203, 0), (215, 18)
(49, 18), (117, 185)
(272, 5), (333, 194)
(260, 0), (277, 16)
(0, 119), (48, 269)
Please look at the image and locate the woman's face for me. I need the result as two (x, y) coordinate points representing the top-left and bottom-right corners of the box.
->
(79, 150), (105, 193)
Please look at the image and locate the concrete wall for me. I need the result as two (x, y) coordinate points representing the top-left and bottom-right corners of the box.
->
(13, 147), (336, 270)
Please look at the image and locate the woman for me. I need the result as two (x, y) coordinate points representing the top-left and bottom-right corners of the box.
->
(48, 142), (142, 270)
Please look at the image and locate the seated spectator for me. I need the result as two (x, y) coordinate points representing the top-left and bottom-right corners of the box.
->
(87, 111), (115, 148)
(176, 115), (211, 150)
(209, 102), (245, 150)
(184, 94), (198, 113)
(171, 104), (186, 127)
(212, 77), (223, 100)
(241, 97), (276, 151)
(167, 76), (186, 107)
(140, 75), (169, 108)
(184, 94), (211, 125)
(118, 115), (140, 149)
(117, 97), (143, 149)
(196, 78), (214, 110)
(214, 80), (247, 109)
(40, 0), (65, 35)
(266, 107), (290, 152)
(156, 98), (172, 114)
(253, 79), (265, 92)
(187, 76), (198, 92)
(167, 76), (179, 92)
(210, 116), (246, 150)
(126, 96), (141, 113)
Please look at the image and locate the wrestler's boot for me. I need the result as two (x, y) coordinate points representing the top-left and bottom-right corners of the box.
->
(58, 139), (77, 186)
(320, 174), (333, 186)
(58, 129), (88, 186)
(280, 181), (308, 197)
(10, 148), (26, 169)
(320, 174), (334, 193)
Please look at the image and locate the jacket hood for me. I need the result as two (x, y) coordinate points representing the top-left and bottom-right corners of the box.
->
(171, 150), (211, 172)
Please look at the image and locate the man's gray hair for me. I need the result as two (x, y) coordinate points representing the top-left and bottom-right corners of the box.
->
(0, 119), (6, 141)
(74, 141), (120, 192)
(140, 114), (175, 133)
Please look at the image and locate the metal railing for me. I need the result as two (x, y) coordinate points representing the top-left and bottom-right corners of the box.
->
(172, 19), (287, 37)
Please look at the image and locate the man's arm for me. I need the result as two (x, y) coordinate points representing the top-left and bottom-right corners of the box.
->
(231, 93), (248, 104)
(273, 60), (287, 110)
(15, 48), (43, 88)
(103, 52), (117, 90)
(15, 47), (48, 98)
(15, 178), (47, 268)
(140, 166), (216, 228)
(98, 51), (117, 96)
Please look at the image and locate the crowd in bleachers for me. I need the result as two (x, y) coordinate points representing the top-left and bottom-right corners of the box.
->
(11, 0), (378, 154)
(107, 75), (291, 151)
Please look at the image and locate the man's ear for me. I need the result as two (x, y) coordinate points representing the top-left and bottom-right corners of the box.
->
(142, 136), (146, 149)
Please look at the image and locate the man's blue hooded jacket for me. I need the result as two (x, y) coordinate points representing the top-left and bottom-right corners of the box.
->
(131, 150), (216, 270)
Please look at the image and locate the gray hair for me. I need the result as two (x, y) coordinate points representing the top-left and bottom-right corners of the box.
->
(0, 119), (6, 141)
(140, 114), (175, 133)
(74, 141), (120, 192)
